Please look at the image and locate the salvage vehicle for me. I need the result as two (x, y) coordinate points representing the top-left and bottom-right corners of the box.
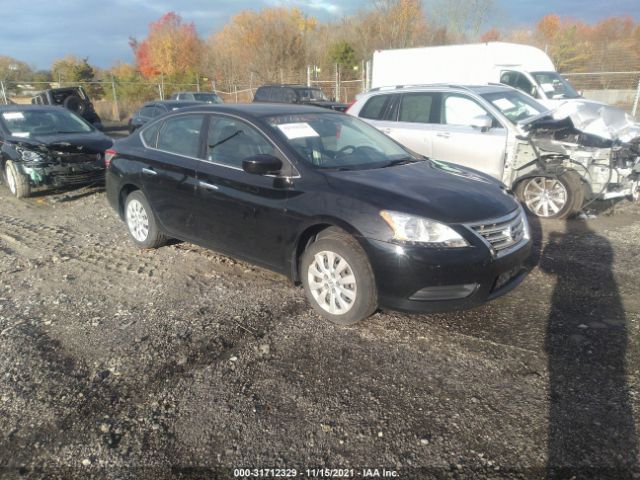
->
(170, 92), (224, 104)
(106, 104), (531, 324)
(253, 85), (349, 112)
(31, 86), (103, 129)
(348, 84), (640, 219)
(0, 106), (113, 198)
(128, 100), (203, 133)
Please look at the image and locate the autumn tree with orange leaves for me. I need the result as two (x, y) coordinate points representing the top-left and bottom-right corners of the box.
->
(205, 8), (316, 87)
(130, 12), (203, 81)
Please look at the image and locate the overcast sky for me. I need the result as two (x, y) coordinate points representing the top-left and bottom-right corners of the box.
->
(2, 0), (639, 69)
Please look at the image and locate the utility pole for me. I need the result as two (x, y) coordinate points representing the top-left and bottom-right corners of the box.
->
(632, 74), (640, 118)
(111, 77), (120, 121)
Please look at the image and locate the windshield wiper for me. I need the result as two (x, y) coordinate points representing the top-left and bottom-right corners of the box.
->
(381, 157), (420, 168)
(209, 130), (242, 150)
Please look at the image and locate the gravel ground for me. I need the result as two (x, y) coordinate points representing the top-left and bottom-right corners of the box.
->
(0, 181), (639, 480)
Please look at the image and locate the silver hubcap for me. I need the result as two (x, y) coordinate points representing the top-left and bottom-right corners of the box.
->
(523, 177), (568, 217)
(126, 199), (149, 242)
(6, 165), (16, 195)
(308, 251), (357, 315)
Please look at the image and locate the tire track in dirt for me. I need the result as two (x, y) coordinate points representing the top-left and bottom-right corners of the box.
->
(0, 212), (157, 278)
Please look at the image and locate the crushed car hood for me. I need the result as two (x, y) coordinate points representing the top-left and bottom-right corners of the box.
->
(325, 160), (518, 225)
(10, 132), (113, 153)
(519, 100), (640, 143)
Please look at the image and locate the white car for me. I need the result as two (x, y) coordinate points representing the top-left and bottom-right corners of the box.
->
(348, 84), (640, 219)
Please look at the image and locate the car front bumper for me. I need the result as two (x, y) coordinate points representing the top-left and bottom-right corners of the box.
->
(362, 236), (532, 314)
(18, 162), (104, 188)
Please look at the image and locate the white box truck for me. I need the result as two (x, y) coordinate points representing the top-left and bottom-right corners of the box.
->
(371, 42), (583, 108)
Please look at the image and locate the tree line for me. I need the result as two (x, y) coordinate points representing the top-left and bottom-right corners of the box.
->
(1, 0), (639, 99)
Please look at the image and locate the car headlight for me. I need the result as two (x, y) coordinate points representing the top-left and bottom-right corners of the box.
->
(380, 210), (469, 247)
(17, 148), (47, 163)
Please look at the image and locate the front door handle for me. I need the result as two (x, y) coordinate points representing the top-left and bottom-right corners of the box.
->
(198, 181), (219, 191)
(381, 128), (392, 135)
(142, 167), (157, 176)
(436, 132), (450, 139)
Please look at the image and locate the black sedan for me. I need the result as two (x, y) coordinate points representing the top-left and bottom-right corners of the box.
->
(106, 104), (531, 324)
(128, 100), (203, 133)
(0, 106), (113, 198)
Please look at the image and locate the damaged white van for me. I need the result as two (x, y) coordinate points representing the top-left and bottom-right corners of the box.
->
(348, 84), (640, 218)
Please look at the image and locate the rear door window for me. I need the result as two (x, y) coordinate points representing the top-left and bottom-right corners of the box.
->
(157, 114), (205, 158)
(398, 93), (439, 124)
(359, 95), (391, 120)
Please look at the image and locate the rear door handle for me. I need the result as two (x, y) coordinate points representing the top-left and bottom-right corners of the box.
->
(198, 181), (219, 191)
(436, 132), (450, 139)
(381, 128), (392, 135)
(141, 168), (157, 176)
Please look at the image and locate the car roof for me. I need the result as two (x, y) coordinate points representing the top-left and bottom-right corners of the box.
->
(257, 84), (319, 90)
(177, 103), (338, 118)
(144, 100), (204, 107)
(365, 84), (513, 96)
(173, 92), (219, 96)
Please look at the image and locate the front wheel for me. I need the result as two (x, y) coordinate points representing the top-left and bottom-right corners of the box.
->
(516, 172), (584, 219)
(124, 190), (167, 249)
(301, 229), (377, 325)
(4, 160), (31, 198)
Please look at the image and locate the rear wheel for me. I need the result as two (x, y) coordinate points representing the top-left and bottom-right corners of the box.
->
(301, 229), (377, 325)
(4, 161), (31, 198)
(516, 172), (584, 219)
(124, 190), (167, 249)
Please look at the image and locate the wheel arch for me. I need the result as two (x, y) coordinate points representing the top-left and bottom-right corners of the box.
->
(118, 183), (141, 219)
(290, 217), (365, 284)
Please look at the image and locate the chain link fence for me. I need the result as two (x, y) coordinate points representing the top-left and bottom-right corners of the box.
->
(2, 71), (639, 123)
(561, 71), (640, 116)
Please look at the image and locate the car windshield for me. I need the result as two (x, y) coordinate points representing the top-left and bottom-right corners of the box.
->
(264, 112), (419, 170)
(0, 109), (93, 137)
(192, 93), (223, 103)
(296, 89), (329, 102)
(532, 72), (581, 99)
(481, 91), (548, 123)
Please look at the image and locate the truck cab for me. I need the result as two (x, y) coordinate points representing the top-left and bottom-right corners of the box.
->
(498, 69), (582, 108)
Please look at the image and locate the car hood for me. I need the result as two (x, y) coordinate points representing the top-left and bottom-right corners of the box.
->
(519, 100), (640, 143)
(324, 160), (519, 225)
(9, 132), (113, 154)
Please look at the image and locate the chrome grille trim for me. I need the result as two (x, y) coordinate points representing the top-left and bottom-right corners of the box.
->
(466, 208), (529, 258)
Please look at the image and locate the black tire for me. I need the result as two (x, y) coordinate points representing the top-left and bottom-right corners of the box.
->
(63, 95), (87, 115)
(124, 190), (168, 249)
(301, 228), (377, 325)
(4, 160), (31, 198)
(516, 171), (584, 220)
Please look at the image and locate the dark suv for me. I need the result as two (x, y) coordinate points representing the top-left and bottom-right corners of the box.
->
(253, 84), (348, 112)
(31, 87), (103, 130)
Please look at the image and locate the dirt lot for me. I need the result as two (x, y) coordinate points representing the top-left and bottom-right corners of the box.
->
(0, 181), (639, 480)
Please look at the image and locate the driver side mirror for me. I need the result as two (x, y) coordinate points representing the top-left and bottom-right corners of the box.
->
(470, 114), (492, 132)
(242, 154), (283, 175)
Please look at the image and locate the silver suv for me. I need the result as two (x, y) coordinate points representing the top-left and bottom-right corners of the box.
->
(348, 84), (640, 218)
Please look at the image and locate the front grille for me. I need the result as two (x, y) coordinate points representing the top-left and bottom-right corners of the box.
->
(50, 170), (104, 186)
(468, 209), (528, 257)
(54, 152), (102, 165)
